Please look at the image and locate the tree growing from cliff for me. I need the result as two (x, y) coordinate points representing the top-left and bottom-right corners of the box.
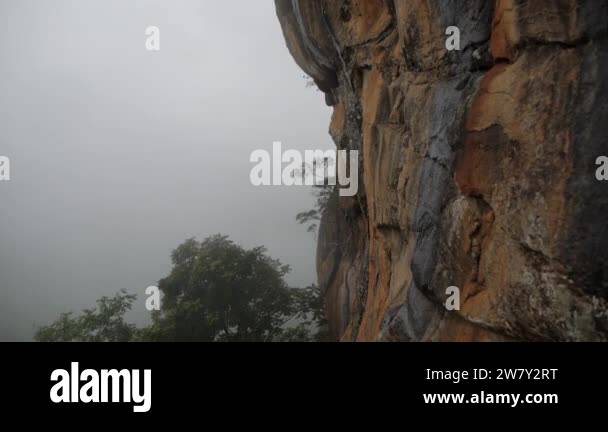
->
(35, 235), (327, 342)
(296, 184), (334, 234)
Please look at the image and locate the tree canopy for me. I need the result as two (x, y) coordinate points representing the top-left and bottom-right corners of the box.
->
(35, 235), (327, 342)
(35, 290), (137, 342)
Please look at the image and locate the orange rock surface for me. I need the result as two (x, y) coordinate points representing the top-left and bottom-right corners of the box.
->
(276, 0), (608, 341)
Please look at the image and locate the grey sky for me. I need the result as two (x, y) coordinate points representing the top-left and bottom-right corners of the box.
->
(0, 0), (333, 340)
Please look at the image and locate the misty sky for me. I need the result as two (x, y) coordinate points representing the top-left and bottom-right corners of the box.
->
(0, 0), (333, 340)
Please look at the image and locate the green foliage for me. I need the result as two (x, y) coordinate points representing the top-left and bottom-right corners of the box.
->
(35, 235), (328, 342)
(148, 235), (293, 341)
(35, 290), (137, 342)
(280, 284), (330, 342)
(296, 184), (334, 234)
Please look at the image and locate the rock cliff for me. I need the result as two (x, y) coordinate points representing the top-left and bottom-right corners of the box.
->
(276, 0), (608, 341)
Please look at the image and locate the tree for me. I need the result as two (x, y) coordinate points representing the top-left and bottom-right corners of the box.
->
(278, 284), (330, 342)
(35, 235), (328, 342)
(35, 290), (137, 342)
(148, 235), (294, 341)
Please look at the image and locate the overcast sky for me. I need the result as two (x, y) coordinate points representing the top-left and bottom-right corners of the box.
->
(0, 0), (333, 340)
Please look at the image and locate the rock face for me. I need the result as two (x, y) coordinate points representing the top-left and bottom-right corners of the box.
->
(276, 0), (608, 341)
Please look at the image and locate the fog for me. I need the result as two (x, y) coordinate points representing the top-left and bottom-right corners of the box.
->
(0, 0), (333, 340)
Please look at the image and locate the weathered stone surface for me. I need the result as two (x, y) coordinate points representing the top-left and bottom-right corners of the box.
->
(276, 0), (608, 341)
